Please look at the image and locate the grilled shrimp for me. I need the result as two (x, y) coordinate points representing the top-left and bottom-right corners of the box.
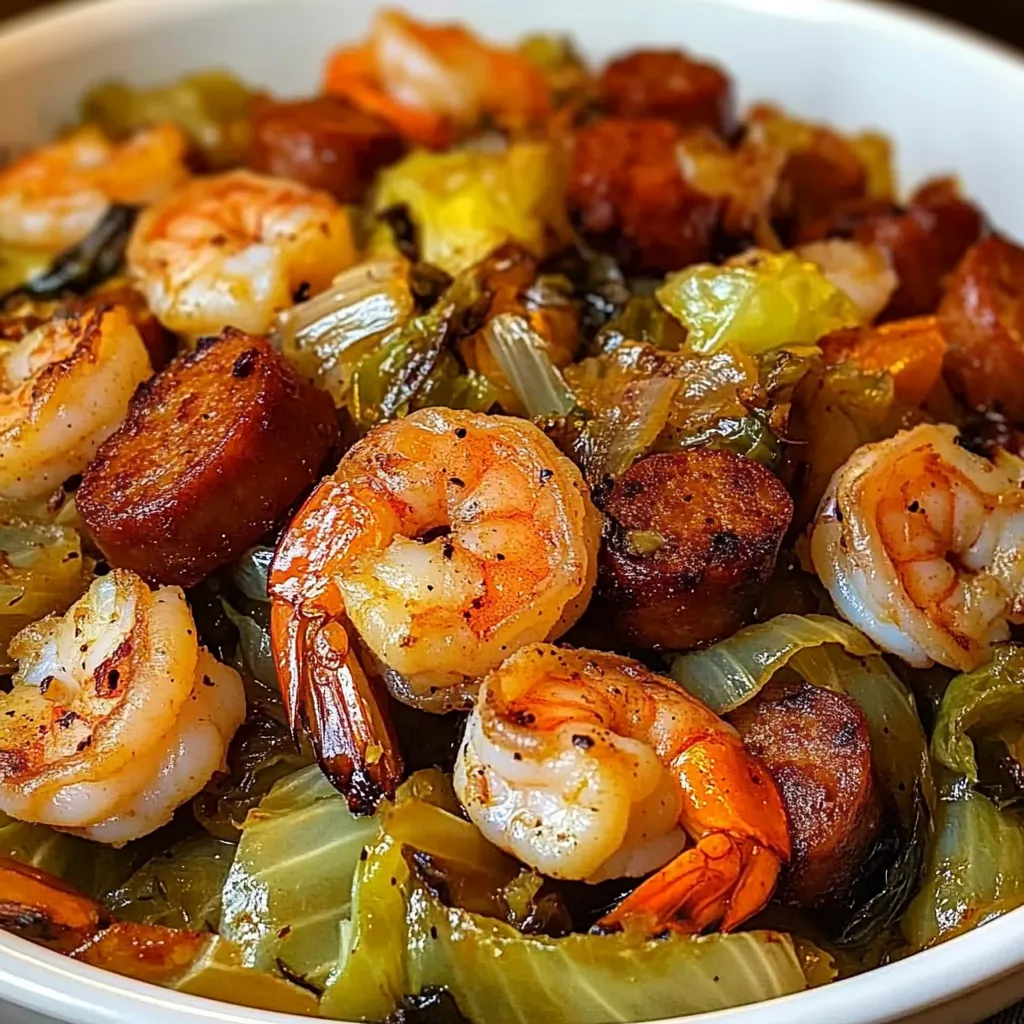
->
(0, 306), (152, 499)
(0, 570), (245, 845)
(127, 170), (357, 338)
(811, 423), (1024, 670)
(454, 644), (790, 934)
(0, 125), (189, 252)
(269, 407), (601, 811)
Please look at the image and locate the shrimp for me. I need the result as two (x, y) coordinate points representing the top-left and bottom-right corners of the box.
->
(0, 569), (245, 845)
(0, 305), (152, 500)
(811, 423), (1024, 670)
(269, 407), (601, 811)
(454, 644), (790, 934)
(0, 124), (189, 252)
(127, 169), (357, 338)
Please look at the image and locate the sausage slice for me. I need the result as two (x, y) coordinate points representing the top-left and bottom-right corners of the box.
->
(597, 449), (793, 650)
(729, 678), (883, 907)
(567, 118), (720, 274)
(77, 330), (338, 586)
(249, 95), (406, 203)
(598, 49), (733, 134)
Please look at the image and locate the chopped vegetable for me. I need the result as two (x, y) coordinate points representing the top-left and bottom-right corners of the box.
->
(370, 144), (569, 275)
(483, 313), (575, 418)
(903, 782), (1024, 951)
(0, 244), (52, 299)
(193, 710), (311, 841)
(0, 205), (138, 305)
(81, 70), (254, 170)
(819, 316), (947, 407)
(322, 828), (834, 1023)
(219, 765), (379, 989)
(106, 834), (234, 930)
(657, 250), (862, 355)
(0, 519), (88, 674)
(221, 599), (276, 691)
(593, 296), (687, 355)
(171, 936), (321, 1015)
(275, 260), (415, 407)
(931, 646), (1024, 784)
(230, 545), (274, 604)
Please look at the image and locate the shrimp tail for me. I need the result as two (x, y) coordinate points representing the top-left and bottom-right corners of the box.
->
(272, 603), (405, 814)
(595, 834), (782, 934)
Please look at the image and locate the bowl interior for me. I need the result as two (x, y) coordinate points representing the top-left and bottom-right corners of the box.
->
(2, 0), (1024, 1022)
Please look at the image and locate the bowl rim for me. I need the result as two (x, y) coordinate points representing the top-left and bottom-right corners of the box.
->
(2, 0), (1024, 1022)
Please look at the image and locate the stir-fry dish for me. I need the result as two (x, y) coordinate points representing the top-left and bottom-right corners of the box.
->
(2, 9), (1024, 1022)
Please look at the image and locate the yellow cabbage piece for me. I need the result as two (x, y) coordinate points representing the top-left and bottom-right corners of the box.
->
(370, 143), (569, 275)
(657, 250), (863, 355)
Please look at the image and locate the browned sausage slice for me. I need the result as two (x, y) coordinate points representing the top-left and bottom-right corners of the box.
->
(249, 95), (406, 203)
(940, 236), (1024, 420)
(567, 118), (720, 274)
(597, 449), (793, 650)
(77, 330), (338, 587)
(598, 49), (733, 134)
(728, 678), (883, 908)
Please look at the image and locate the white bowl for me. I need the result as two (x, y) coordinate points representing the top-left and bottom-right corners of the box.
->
(2, 0), (1024, 1022)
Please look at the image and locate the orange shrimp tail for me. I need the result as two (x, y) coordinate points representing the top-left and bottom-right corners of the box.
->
(596, 834), (783, 934)
(270, 602), (404, 815)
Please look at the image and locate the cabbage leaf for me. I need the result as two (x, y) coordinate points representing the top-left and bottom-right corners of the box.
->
(657, 251), (862, 355)
(219, 765), (379, 990)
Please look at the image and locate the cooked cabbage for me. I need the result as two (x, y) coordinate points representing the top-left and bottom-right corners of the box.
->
(81, 70), (254, 170)
(657, 251), (862, 355)
(370, 143), (570, 275)
(219, 765), (379, 990)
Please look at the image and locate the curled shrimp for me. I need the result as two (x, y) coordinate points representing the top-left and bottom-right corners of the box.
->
(0, 125), (189, 252)
(454, 643), (790, 934)
(269, 407), (601, 811)
(324, 8), (549, 147)
(0, 569), (245, 845)
(811, 423), (1024, 670)
(127, 170), (357, 338)
(0, 305), (152, 499)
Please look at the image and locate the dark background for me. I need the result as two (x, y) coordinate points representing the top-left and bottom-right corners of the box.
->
(0, 0), (1022, 50)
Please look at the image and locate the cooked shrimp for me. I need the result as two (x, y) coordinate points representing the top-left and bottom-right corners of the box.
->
(811, 423), (1024, 670)
(269, 407), (601, 811)
(0, 306), (152, 499)
(127, 170), (357, 338)
(454, 644), (790, 934)
(0, 124), (189, 252)
(0, 569), (245, 845)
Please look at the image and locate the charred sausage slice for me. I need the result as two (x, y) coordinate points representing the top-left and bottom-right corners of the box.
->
(597, 449), (793, 650)
(729, 678), (883, 908)
(77, 330), (338, 587)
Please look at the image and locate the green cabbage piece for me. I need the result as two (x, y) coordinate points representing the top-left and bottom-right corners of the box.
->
(0, 244), (53, 297)
(322, 830), (833, 1024)
(0, 813), (136, 899)
(931, 645), (1024, 784)
(170, 937), (320, 1016)
(106, 834), (235, 930)
(656, 251), (862, 354)
(371, 144), (569, 276)
(81, 70), (254, 170)
(219, 765), (379, 991)
(902, 783), (1024, 951)
(0, 519), (87, 673)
